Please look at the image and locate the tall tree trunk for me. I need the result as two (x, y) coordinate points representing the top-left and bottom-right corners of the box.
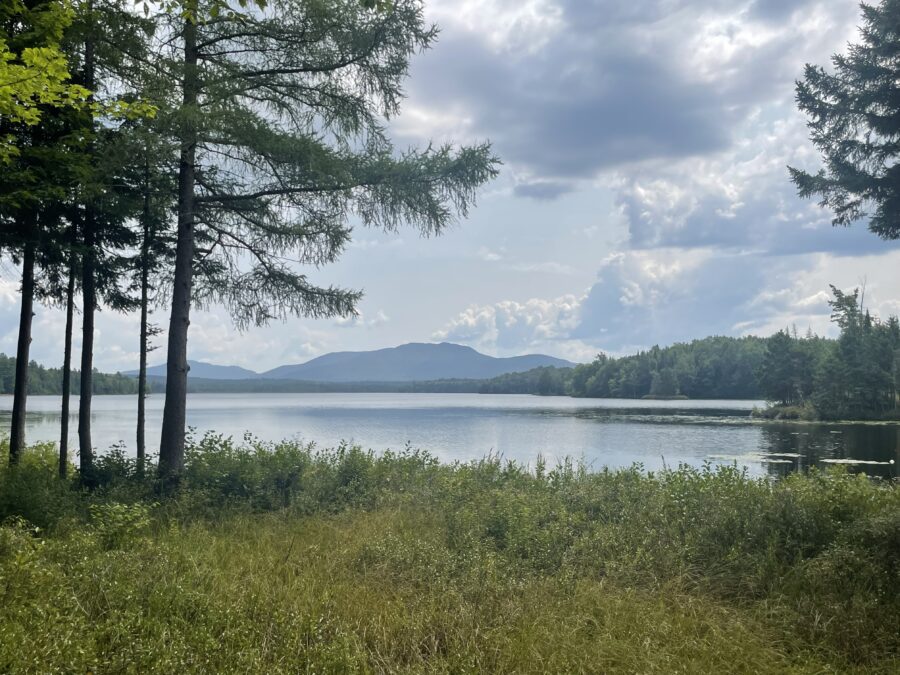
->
(78, 1), (97, 487)
(159, 15), (198, 480)
(78, 212), (96, 486)
(9, 238), (35, 465)
(59, 245), (76, 479)
(137, 163), (151, 476)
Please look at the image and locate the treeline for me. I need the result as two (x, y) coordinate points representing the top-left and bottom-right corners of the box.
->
(148, 377), (486, 395)
(569, 336), (768, 400)
(165, 369), (574, 395)
(757, 287), (900, 420)
(0, 355), (137, 396)
(1, 0), (498, 482)
(478, 366), (571, 395)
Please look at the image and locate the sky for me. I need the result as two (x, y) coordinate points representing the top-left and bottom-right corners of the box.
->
(3, 0), (900, 373)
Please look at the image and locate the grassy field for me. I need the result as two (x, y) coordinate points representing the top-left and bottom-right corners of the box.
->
(1, 435), (898, 673)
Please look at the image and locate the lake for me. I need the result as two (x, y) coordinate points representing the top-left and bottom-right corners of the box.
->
(1, 393), (898, 478)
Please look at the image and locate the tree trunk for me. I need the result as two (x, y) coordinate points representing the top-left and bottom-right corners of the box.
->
(137, 163), (151, 476)
(59, 246), (76, 479)
(9, 239), (35, 465)
(78, 2), (97, 487)
(78, 212), (96, 486)
(159, 15), (199, 480)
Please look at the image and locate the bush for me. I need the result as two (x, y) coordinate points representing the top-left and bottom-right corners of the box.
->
(0, 435), (897, 669)
(0, 441), (80, 530)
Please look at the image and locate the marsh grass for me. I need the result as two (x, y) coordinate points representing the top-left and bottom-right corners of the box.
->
(1, 434), (898, 673)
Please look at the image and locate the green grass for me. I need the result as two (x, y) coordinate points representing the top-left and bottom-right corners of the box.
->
(1, 435), (898, 673)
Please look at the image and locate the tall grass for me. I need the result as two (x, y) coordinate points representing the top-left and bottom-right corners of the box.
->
(1, 434), (898, 672)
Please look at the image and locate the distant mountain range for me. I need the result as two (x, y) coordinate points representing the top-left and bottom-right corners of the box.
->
(135, 362), (260, 380)
(129, 342), (576, 383)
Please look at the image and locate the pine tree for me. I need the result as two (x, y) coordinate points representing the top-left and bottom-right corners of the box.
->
(0, 99), (85, 464)
(790, 0), (900, 239)
(757, 330), (800, 406)
(66, 0), (156, 483)
(123, 123), (175, 473)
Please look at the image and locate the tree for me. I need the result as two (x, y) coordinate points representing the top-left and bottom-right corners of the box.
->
(1, 1), (77, 464)
(811, 286), (900, 418)
(0, 0), (89, 162)
(64, 0), (155, 483)
(121, 121), (175, 473)
(790, 0), (900, 239)
(59, 222), (76, 478)
(757, 330), (802, 406)
(2, 0), (154, 468)
(154, 0), (499, 479)
(650, 367), (678, 397)
(0, 95), (84, 465)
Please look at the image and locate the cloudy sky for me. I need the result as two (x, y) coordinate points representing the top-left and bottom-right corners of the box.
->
(4, 0), (900, 372)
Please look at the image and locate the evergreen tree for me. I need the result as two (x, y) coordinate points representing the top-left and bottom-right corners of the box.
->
(124, 123), (175, 472)
(155, 0), (499, 478)
(0, 94), (84, 464)
(650, 368), (679, 397)
(757, 330), (800, 405)
(59, 222), (76, 478)
(65, 0), (155, 483)
(790, 0), (900, 239)
(812, 286), (900, 418)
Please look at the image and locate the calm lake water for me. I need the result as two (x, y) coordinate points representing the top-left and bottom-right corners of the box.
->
(1, 393), (898, 478)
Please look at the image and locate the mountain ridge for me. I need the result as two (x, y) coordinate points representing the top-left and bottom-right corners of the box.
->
(127, 342), (576, 382)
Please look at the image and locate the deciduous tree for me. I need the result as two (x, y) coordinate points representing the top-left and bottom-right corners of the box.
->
(154, 0), (500, 478)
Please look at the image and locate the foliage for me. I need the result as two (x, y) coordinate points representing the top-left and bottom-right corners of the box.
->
(757, 328), (827, 406)
(0, 436), (898, 671)
(0, 352), (139, 395)
(757, 287), (900, 419)
(0, 0), (90, 162)
(478, 366), (571, 395)
(790, 0), (900, 239)
(570, 336), (768, 400)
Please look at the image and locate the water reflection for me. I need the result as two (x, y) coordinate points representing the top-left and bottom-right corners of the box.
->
(0, 394), (897, 477)
(758, 424), (899, 479)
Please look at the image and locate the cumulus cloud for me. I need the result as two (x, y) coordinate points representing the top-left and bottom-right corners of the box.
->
(394, 0), (899, 259)
(434, 293), (592, 359)
(585, 248), (900, 348)
(334, 309), (390, 329)
(400, 0), (857, 189)
(400, 0), (899, 353)
(435, 248), (900, 359)
(611, 104), (900, 256)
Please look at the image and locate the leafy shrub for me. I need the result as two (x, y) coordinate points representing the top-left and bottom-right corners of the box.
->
(89, 501), (155, 550)
(0, 435), (897, 668)
(0, 441), (79, 530)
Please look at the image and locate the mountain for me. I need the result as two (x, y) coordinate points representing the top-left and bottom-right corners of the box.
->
(125, 360), (259, 380)
(134, 343), (577, 383)
(260, 342), (576, 382)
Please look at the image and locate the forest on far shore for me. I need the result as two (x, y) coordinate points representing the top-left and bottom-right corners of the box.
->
(4, 285), (898, 421)
(566, 286), (900, 420)
(0, 355), (138, 396)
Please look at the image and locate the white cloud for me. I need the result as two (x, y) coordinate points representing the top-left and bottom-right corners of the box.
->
(426, 0), (564, 54)
(434, 292), (590, 359)
(506, 261), (578, 276)
(477, 246), (504, 262)
(334, 309), (390, 329)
